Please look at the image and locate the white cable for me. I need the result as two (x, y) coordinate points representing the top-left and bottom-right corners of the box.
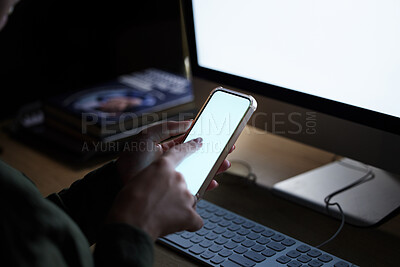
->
(316, 160), (374, 248)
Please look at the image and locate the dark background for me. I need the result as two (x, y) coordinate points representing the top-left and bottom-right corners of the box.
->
(0, 0), (184, 119)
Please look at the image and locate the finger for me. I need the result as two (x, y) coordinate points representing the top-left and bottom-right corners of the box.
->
(206, 180), (219, 191)
(216, 159), (231, 175)
(165, 137), (203, 167)
(160, 134), (186, 152)
(228, 144), (236, 154)
(186, 210), (204, 232)
(140, 121), (192, 143)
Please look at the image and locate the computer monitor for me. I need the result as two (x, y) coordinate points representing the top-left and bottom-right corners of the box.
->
(182, 0), (400, 226)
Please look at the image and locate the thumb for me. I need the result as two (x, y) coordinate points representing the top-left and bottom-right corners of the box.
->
(164, 137), (203, 167)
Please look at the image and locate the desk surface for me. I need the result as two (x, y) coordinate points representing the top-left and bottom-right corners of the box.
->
(1, 123), (399, 266)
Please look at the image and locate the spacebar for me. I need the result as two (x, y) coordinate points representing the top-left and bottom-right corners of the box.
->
(228, 254), (256, 267)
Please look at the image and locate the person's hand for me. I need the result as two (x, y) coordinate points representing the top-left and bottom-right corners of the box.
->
(116, 121), (192, 184)
(108, 138), (204, 240)
(157, 129), (235, 191)
(116, 121), (234, 188)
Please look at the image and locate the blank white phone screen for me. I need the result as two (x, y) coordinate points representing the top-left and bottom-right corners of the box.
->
(176, 90), (250, 195)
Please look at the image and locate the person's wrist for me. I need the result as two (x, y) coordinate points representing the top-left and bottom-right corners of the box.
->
(106, 206), (159, 241)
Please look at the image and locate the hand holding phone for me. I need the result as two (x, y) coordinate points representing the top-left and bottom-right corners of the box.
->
(176, 87), (257, 200)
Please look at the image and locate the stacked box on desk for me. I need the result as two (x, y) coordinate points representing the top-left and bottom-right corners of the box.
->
(43, 68), (196, 141)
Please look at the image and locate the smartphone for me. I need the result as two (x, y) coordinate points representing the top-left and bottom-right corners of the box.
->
(175, 87), (257, 200)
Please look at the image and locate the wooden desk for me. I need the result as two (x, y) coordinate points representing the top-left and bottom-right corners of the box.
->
(1, 124), (399, 266)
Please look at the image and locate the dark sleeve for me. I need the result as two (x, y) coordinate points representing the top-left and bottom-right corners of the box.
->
(94, 224), (154, 267)
(46, 161), (122, 245)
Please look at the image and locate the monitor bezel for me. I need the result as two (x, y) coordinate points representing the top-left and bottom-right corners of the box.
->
(183, 0), (399, 136)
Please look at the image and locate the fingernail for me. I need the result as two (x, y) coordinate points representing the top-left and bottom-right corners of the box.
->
(228, 161), (231, 168)
(194, 137), (203, 143)
(183, 120), (192, 129)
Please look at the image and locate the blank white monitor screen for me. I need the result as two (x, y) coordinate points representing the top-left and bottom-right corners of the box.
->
(192, 0), (400, 118)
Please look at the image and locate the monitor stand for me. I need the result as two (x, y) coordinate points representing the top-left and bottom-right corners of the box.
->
(271, 158), (400, 227)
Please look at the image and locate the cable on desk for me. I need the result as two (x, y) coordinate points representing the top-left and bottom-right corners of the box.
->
(316, 159), (375, 248)
(228, 160), (257, 184)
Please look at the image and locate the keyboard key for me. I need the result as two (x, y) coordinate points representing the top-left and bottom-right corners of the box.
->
(196, 201), (208, 209)
(229, 254), (256, 267)
(223, 231), (236, 239)
(224, 214), (236, 221)
(211, 255), (226, 264)
(272, 234), (285, 242)
(210, 216), (222, 223)
(242, 240), (256, 248)
(219, 220), (232, 227)
(309, 259), (323, 267)
(334, 261), (350, 267)
(282, 238), (296, 247)
(287, 250), (301, 258)
(252, 225), (265, 233)
(181, 232), (194, 239)
(237, 229), (251, 236)
(267, 241), (286, 252)
(234, 246), (248, 254)
(232, 235), (246, 243)
(195, 228), (208, 236)
(251, 244), (265, 252)
(256, 237), (270, 245)
(200, 250), (215, 260)
(318, 254), (333, 263)
(297, 255), (312, 263)
(199, 240), (213, 248)
(224, 241), (238, 249)
(205, 232), (218, 240)
(213, 227), (227, 234)
(219, 249), (233, 257)
(215, 210), (227, 217)
(307, 249), (322, 258)
(242, 221), (255, 229)
(215, 237), (229, 245)
(204, 222), (216, 230)
(246, 232), (260, 240)
(202, 213), (213, 219)
(276, 255), (291, 264)
(164, 234), (193, 249)
(206, 206), (218, 213)
(189, 245), (205, 255)
(228, 224), (241, 232)
(209, 244), (223, 253)
(197, 210), (205, 217)
(261, 229), (275, 237)
(261, 249), (276, 257)
(296, 244), (311, 253)
(244, 250), (266, 263)
(287, 261), (302, 267)
(190, 236), (203, 243)
(221, 261), (241, 267)
(233, 218), (245, 224)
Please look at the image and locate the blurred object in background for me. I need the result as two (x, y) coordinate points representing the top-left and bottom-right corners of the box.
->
(0, 0), (184, 119)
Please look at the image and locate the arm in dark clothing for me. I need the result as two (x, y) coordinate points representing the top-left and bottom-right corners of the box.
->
(46, 161), (123, 245)
(1, 160), (154, 267)
(94, 223), (154, 267)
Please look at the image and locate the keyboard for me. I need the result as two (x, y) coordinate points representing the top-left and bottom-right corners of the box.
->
(159, 200), (356, 267)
